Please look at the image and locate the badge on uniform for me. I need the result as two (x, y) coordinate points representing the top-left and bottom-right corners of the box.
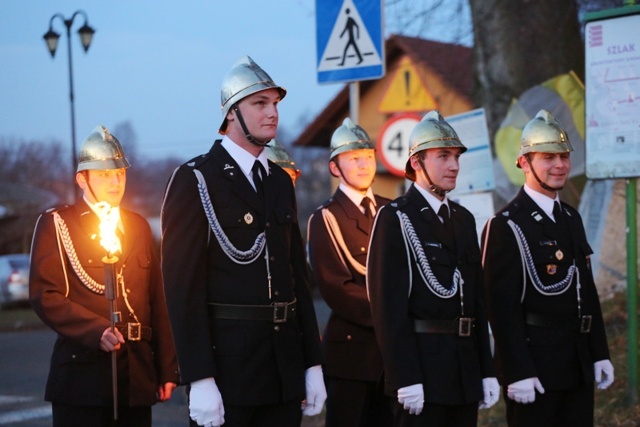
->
(555, 250), (564, 261)
(244, 212), (254, 225)
(547, 264), (557, 275)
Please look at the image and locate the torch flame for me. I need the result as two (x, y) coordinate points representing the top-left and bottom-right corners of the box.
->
(95, 202), (122, 256)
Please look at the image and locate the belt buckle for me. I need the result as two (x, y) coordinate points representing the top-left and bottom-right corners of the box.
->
(580, 315), (592, 333)
(272, 302), (288, 324)
(128, 323), (142, 341)
(458, 318), (473, 337)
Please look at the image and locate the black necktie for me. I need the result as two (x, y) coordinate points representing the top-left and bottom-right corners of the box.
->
(252, 160), (265, 193)
(361, 197), (373, 220)
(438, 204), (455, 240)
(252, 160), (266, 207)
(438, 204), (450, 225)
(553, 202), (562, 223)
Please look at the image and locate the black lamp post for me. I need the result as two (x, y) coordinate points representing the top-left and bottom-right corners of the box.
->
(43, 11), (95, 202)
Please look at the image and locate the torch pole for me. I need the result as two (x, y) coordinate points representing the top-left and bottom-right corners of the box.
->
(103, 254), (120, 420)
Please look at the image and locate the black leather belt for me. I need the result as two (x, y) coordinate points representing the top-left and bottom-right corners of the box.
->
(115, 322), (152, 341)
(525, 312), (592, 333)
(208, 299), (297, 324)
(414, 317), (475, 337)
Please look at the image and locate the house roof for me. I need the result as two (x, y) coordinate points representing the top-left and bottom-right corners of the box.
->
(293, 34), (473, 148)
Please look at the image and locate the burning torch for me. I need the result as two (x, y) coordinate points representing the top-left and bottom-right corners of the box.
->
(97, 202), (122, 420)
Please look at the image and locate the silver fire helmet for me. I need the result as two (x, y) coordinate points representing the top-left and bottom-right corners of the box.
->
(329, 117), (375, 161)
(404, 110), (466, 180)
(77, 125), (131, 172)
(219, 55), (287, 134)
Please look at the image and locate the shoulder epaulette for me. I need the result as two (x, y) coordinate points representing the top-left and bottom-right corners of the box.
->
(183, 152), (210, 169)
(317, 197), (335, 210)
(389, 196), (409, 209)
(45, 204), (70, 214)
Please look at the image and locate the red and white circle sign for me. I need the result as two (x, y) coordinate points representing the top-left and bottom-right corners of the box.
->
(376, 113), (422, 177)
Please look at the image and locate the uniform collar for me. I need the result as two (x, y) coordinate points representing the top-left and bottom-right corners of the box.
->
(523, 183), (560, 220)
(414, 183), (450, 214)
(221, 135), (269, 180)
(338, 183), (375, 209)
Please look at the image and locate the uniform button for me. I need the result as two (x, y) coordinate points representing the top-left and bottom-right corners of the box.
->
(347, 335), (352, 340)
(126, 289), (131, 293)
(360, 247), (366, 252)
(265, 222), (271, 227)
(270, 256), (276, 261)
(274, 290), (280, 296)
(274, 325), (280, 332)
(72, 354), (76, 359)
(88, 259), (93, 264)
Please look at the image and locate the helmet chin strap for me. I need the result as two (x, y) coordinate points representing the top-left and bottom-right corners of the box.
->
(418, 162), (447, 198)
(526, 155), (564, 193)
(232, 105), (270, 147)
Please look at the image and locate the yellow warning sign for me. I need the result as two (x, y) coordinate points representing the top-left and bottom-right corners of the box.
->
(378, 56), (437, 113)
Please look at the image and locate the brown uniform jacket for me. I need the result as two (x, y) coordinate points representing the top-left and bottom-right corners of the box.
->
(29, 199), (179, 407)
(308, 188), (389, 381)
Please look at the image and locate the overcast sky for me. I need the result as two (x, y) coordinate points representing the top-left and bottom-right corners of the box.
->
(0, 0), (471, 162)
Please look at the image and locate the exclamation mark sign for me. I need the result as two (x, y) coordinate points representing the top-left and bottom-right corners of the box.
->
(404, 70), (411, 106)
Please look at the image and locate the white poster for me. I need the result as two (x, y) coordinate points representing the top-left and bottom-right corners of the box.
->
(585, 12), (640, 178)
(446, 108), (496, 196)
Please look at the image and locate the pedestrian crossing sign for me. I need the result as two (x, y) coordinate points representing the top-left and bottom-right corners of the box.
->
(316, 0), (385, 84)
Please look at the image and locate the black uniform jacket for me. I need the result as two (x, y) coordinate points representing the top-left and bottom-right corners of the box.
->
(307, 188), (389, 382)
(367, 185), (494, 405)
(161, 140), (322, 406)
(29, 199), (179, 407)
(481, 188), (610, 390)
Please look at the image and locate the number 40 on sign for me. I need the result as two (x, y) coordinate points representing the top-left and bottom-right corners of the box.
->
(376, 113), (422, 177)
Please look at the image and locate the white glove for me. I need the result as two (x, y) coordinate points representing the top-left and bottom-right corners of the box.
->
(479, 377), (500, 409)
(507, 377), (545, 404)
(302, 365), (326, 416)
(397, 383), (424, 415)
(189, 377), (225, 427)
(594, 359), (614, 390)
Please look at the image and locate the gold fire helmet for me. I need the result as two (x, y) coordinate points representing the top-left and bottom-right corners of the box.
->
(405, 110), (466, 181)
(329, 117), (375, 161)
(77, 125), (130, 172)
(517, 109), (573, 167)
(219, 55), (287, 134)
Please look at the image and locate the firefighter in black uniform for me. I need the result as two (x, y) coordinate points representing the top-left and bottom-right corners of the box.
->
(481, 110), (614, 427)
(368, 111), (498, 427)
(161, 56), (325, 427)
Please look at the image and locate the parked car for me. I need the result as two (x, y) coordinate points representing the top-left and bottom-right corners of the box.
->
(0, 254), (30, 309)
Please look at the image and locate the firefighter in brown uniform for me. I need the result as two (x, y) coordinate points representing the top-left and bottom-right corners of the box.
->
(29, 126), (179, 427)
(367, 111), (499, 427)
(307, 118), (393, 427)
(481, 110), (614, 427)
(161, 56), (325, 427)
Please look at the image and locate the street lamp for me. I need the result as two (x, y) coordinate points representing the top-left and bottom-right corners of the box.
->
(43, 11), (95, 202)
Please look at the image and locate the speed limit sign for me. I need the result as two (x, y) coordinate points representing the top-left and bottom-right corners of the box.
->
(376, 113), (422, 177)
